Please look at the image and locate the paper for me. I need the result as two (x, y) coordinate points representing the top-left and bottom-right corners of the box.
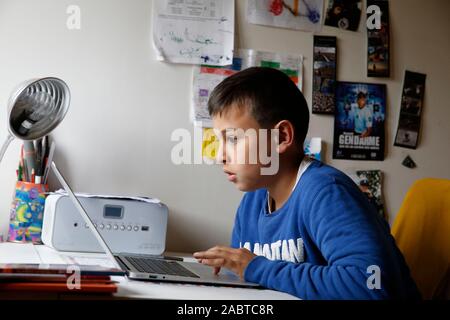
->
(192, 49), (303, 127)
(333, 82), (386, 161)
(247, 0), (324, 32)
(0, 243), (41, 264)
(34, 244), (67, 265)
(59, 253), (118, 269)
(152, 0), (235, 65)
(52, 189), (161, 204)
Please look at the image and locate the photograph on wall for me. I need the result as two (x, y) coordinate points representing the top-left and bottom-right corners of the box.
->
(312, 36), (337, 114)
(333, 82), (386, 161)
(324, 0), (362, 31)
(304, 137), (322, 161)
(394, 71), (426, 149)
(347, 170), (386, 219)
(247, 0), (324, 32)
(367, 0), (390, 77)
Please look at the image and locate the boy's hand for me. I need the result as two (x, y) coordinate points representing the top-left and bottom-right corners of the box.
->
(193, 246), (256, 279)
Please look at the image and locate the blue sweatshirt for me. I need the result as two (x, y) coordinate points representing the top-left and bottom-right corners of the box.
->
(231, 160), (420, 300)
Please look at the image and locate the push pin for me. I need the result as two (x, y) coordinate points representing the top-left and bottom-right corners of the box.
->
(402, 155), (417, 169)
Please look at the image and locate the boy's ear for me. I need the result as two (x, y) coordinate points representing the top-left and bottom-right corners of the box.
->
(274, 120), (295, 154)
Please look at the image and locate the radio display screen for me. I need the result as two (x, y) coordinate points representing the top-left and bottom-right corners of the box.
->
(103, 205), (124, 219)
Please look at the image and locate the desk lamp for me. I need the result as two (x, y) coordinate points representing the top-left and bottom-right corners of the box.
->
(0, 78), (118, 266)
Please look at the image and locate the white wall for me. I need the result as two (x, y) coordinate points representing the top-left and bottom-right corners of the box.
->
(0, 0), (449, 252)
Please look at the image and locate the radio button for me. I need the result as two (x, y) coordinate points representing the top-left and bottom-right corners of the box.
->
(113, 225), (119, 230)
(127, 226), (132, 231)
(106, 224), (111, 230)
(120, 225), (125, 231)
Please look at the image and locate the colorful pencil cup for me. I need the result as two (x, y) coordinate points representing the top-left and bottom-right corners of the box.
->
(7, 181), (48, 244)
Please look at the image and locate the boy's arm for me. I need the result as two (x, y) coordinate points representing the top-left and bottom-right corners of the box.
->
(243, 183), (401, 300)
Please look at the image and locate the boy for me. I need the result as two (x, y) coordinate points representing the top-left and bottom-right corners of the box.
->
(194, 67), (420, 300)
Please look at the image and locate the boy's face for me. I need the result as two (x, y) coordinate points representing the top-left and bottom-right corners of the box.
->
(212, 105), (273, 192)
(357, 97), (367, 108)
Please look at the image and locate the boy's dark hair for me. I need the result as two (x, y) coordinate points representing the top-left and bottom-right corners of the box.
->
(208, 67), (310, 148)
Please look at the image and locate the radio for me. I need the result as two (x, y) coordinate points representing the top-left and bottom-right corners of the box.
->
(42, 193), (168, 255)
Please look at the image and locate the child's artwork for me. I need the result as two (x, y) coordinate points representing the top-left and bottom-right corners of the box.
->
(367, 0), (390, 77)
(192, 49), (303, 127)
(324, 0), (362, 31)
(247, 0), (324, 32)
(152, 0), (235, 65)
(347, 170), (386, 220)
(394, 71), (426, 149)
(312, 36), (337, 114)
(304, 137), (322, 161)
(333, 82), (386, 161)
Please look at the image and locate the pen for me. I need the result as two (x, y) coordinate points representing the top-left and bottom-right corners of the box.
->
(23, 141), (37, 180)
(41, 136), (48, 175)
(43, 141), (56, 184)
(35, 138), (42, 176)
(23, 160), (29, 182)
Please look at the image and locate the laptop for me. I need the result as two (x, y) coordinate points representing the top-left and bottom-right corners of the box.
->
(50, 162), (259, 288)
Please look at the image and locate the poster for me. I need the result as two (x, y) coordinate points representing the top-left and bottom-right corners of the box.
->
(347, 170), (386, 219)
(304, 137), (322, 161)
(367, 0), (390, 77)
(394, 71), (426, 149)
(333, 82), (386, 161)
(247, 0), (324, 32)
(324, 0), (362, 31)
(152, 0), (235, 65)
(312, 36), (337, 114)
(192, 49), (303, 127)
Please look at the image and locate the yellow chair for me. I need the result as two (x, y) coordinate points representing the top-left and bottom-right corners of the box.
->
(392, 178), (450, 299)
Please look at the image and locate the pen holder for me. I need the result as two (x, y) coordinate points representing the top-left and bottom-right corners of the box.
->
(7, 181), (48, 244)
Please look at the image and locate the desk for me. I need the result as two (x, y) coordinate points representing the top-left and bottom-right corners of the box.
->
(0, 243), (297, 300)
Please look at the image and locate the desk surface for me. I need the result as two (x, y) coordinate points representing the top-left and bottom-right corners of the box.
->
(0, 243), (297, 300)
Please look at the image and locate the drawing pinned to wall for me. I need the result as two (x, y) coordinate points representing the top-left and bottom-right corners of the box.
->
(192, 49), (304, 127)
(304, 137), (322, 161)
(347, 170), (386, 220)
(247, 0), (324, 32)
(152, 0), (235, 65)
(394, 71), (426, 149)
(333, 82), (386, 161)
(312, 35), (337, 114)
(324, 0), (362, 31)
(367, 0), (390, 77)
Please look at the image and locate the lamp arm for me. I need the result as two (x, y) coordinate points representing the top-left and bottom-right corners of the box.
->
(0, 134), (14, 163)
(50, 161), (122, 270)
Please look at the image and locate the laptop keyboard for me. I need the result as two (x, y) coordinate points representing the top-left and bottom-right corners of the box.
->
(126, 257), (200, 278)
